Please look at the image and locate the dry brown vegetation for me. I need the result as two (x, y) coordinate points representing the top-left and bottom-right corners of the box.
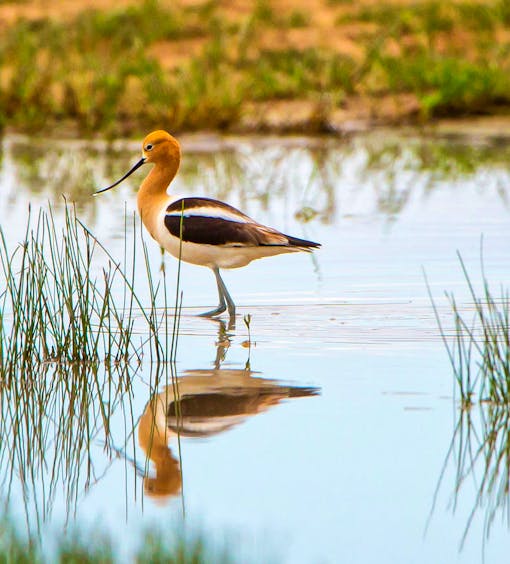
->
(1, 0), (509, 134)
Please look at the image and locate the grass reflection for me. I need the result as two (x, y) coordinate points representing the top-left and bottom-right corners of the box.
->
(433, 402), (510, 549)
(0, 511), (236, 563)
(360, 135), (510, 219)
(0, 199), (182, 529)
(0, 361), (138, 530)
(3, 133), (510, 231)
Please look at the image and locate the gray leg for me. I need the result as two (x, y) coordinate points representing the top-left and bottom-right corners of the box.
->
(198, 267), (227, 317)
(216, 270), (236, 318)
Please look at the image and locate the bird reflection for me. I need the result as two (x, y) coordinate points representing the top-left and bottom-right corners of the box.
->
(138, 321), (319, 500)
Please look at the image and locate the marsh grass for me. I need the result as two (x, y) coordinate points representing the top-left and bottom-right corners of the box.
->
(427, 252), (510, 546)
(349, 1), (510, 118)
(0, 204), (135, 369)
(0, 201), (187, 529)
(3, 0), (510, 132)
(0, 202), (180, 372)
(430, 253), (510, 406)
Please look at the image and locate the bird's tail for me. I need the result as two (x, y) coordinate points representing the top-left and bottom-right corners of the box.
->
(285, 234), (321, 250)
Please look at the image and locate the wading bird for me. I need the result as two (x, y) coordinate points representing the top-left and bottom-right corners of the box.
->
(95, 130), (320, 319)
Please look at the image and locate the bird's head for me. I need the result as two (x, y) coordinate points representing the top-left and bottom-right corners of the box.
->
(141, 130), (181, 165)
(93, 130), (181, 196)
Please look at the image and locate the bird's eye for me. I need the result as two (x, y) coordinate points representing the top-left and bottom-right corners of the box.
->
(145, 144), (153, 151)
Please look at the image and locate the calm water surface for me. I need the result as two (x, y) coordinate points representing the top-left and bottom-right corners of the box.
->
(0, 128), (510, 563)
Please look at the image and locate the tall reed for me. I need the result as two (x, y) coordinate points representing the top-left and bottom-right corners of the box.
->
(0, 202), (184, 528)
(427, 254), (510, 548)
(0, 203), (179, 376)
(429, 252), (510, 406)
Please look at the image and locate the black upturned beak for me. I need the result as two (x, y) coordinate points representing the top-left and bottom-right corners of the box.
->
(93, 157), (146, 196)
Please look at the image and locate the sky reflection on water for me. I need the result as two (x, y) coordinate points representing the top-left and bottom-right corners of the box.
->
(0, 129), (509, 562)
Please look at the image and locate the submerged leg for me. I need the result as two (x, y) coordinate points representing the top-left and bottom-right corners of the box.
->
(198, 267), (227, 317)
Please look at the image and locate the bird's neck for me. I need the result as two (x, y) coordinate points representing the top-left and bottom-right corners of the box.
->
(137, 162), (178, 237)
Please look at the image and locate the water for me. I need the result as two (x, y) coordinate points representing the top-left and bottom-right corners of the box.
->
(0, 128), (510, 562)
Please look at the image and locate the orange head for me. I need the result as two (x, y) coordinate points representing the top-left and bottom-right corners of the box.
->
(141, 130), (181, 166)
(93, 130), (181, 196)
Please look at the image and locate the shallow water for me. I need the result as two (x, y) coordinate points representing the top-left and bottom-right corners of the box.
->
(0, 128), (510, 562)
